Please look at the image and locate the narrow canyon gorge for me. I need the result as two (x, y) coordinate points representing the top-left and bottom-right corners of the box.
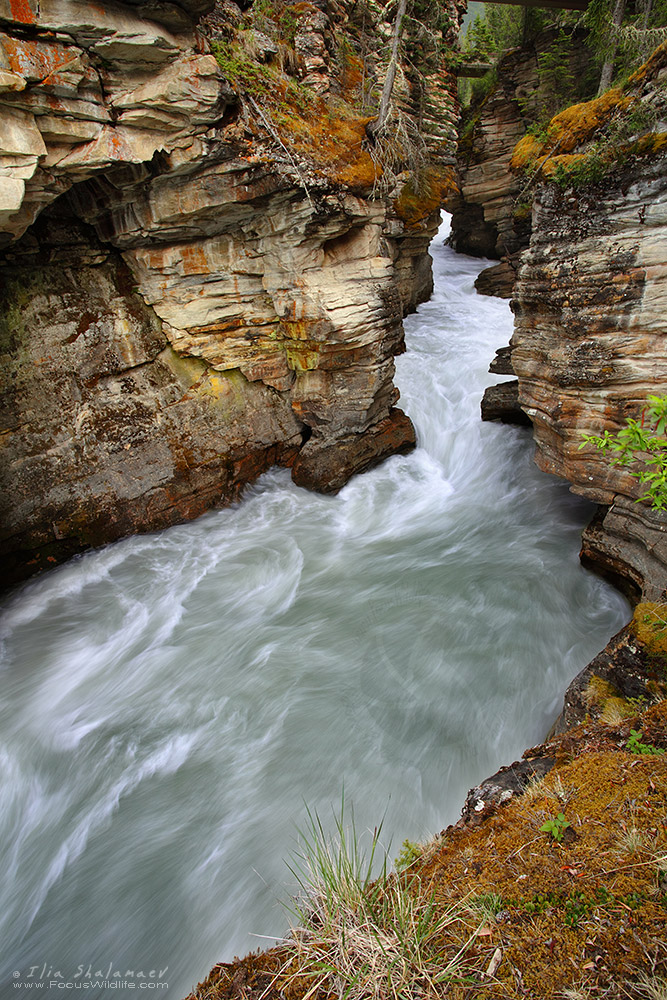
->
(1, 1), (667, 997)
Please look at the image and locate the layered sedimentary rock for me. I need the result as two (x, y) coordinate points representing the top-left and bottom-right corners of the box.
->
(0, 0), (463, 584)
(447, 46), (536, 265)
(448, 29), (594, 297)
(509, 45), (667, 598)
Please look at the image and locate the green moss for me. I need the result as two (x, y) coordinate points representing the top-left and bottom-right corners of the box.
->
(631, 602), (667, 660)
(211, 38), (275, 96)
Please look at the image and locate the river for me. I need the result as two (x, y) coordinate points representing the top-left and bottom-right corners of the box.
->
(0, 220), (629, 998)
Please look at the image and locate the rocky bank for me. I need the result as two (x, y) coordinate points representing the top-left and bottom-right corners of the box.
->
(0, 0), (462, 586)
(509, 44), (667, 601)
(466, 41), (667, 600)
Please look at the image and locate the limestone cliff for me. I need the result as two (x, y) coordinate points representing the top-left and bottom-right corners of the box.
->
(0, 0), (463, 585)
(508, 44), (667, 599)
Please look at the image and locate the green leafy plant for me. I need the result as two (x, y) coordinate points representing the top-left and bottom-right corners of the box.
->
(580, 395), (667, 510)
(552, 146), (610, 187)
(626, 728), (665, 756)
(540, 812), (571, 842)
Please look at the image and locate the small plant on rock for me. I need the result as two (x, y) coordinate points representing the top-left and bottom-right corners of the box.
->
(626, 728), (665, 756)
(580, 395), (667, 511)
(394, 838), (422, 871)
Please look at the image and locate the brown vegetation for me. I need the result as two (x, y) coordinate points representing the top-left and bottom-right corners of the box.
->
(186, 694), (667, 1000)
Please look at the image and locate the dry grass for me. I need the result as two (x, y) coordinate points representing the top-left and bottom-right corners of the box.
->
(281, 804), (482, 1000)
(633, 973), (667, 999)
(187, 705), (667, 1000)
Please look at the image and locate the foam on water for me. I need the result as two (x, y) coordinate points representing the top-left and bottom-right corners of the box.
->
(0, 220), (629, 997)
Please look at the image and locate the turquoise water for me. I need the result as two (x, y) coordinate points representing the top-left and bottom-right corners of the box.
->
(0, 222), (628, 998)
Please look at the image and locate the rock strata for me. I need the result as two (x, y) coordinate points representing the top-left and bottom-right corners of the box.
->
(512, 160), (667, 596)
(447, 45), (536, 262)
(479, 379), (531, 426)
(449, 29), (595, 295)
(507, 44), (667, 598)
(0, 0), (462, 585)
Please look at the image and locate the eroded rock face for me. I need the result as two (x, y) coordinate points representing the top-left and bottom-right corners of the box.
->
(448, 45), (536, 263)
(0, 0), (461, 585)
(512, 159), (667, 598)
(0, 208), (305, 580)
(448, 30), (594, 296)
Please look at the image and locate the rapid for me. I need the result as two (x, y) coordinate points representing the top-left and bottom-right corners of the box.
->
(0, 220), (629, 997)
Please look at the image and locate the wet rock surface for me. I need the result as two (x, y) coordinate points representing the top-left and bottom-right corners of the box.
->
(480, 380), (531, 426)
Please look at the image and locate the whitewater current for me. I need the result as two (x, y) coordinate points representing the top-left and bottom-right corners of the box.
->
(0, 221), (629, 998)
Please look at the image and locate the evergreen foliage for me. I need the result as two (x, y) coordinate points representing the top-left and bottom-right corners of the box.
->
(584, 0), (667, 83)
(461, 0), (667, 108)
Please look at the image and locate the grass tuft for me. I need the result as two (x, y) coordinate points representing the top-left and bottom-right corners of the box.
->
(282, 799), (478, 999)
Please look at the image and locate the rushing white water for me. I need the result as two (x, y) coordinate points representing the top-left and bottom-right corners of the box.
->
(0, 220), (629, 998)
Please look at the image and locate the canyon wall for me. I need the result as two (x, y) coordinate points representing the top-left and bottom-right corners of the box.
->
(509, 44), (667, 599)
(447, 46), (537, 268)
(0, 0), (463, 585)
(448, 28), (595, 298)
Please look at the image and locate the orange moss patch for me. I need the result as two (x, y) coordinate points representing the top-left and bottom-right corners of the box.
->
(339, 51), (364, 93)
(510, 90), (635, 175)
(549, 89), (634, 153)
(629, 131), (667, 157)
(510, 38), (667, 185)
(627, 39), (667, 88)
(284, 1), (319, 14)
(272, 99), (379, 192)
(510, 133), (547, 172)
(415, 707), (667, 999)
(585, 674), (636, 724)
(631, 601), (667, 659)
(394, 166), (457, 228)
(537, 151), (590, 178)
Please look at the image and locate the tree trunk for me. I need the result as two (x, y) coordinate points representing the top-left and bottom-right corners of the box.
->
(640, 0), (653, 59)
(368, 0), (408, 137)
(597, 0), (626, 95)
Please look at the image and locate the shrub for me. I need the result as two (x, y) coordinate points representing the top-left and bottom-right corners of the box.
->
(580, 395), (667, 510)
